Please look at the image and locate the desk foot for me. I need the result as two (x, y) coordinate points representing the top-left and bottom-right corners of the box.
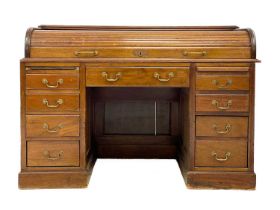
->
(18, 169), (93, 189)
(185, 171), (256, 190)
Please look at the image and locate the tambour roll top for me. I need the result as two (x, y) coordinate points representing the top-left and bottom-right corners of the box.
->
(25, 25), (255, 59)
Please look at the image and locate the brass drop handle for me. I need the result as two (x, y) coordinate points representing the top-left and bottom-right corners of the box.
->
(154, 72), (174, 82)
(182, 51), (207, 57)
(102, 72), (122, 82)
(42, 78), (63, 88)
(74, 50), (98, 57)
(43, 123), (63, 133)
(43, 150), (64, 161)
(211, 99), (232, 110)
(42, 98), (64, 108)
(211, 151), (231, 162)
(212, 79), (232, 89)
(213, 123), (231, 134)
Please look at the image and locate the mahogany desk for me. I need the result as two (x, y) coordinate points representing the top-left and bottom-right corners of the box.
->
(19, 25), (259, 189)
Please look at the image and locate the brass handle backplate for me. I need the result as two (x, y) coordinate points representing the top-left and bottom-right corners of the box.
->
(213, 123), (232, 134)
(211, 99), (232, 110)
(211, 151), (231, 162)
(154, 72), (174, 82)
(42, 78), (63, 88)
(182, 50), (207, 57)
(42, 98), (64, 108)
(102, 72), (122, 82)
(43, 150), (64, 161)
(212, 79), (232, 89)
(43, 123), (63, 133)
(74, 50), (98, 57)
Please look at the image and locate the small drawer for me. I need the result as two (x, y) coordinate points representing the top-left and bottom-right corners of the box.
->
(195, 140), (247, 168)
(26, 115), (80, 137)
(196, 116), (248, 137)
(27, 141), (79, 167)
(196, 94), (249, 112)
(86, 67), (189, 87)
(196, 73), (249, 90)
(26, 94), (79, 113)
(26, 73), (79, 90)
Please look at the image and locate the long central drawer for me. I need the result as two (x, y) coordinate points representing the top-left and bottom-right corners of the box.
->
(30, 47), (251, 59)
(86, 67), (189, 87)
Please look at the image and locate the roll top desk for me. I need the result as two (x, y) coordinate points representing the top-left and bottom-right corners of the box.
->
(19, 25), (259, 189)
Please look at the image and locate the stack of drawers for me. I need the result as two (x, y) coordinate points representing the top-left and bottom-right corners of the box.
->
(24, 66), (80, 168)
(194, 66), (250, 170)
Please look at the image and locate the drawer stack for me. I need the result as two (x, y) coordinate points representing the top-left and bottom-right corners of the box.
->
(194, 66), (250, 170)
(24, 66), (80, 168)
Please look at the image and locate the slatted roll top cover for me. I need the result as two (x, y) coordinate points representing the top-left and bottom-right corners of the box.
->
(25, 25), (256, 59)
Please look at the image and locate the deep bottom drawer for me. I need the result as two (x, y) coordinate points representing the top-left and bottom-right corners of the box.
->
(195, 140), (247, 168)
(27, 141), (79, 167)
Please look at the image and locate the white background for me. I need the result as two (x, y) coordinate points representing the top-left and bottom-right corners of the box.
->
(0, 0), (279, 209)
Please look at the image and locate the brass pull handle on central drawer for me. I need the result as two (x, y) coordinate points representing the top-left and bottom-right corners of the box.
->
(42, 78), (63, 88)
(43, 123), (63, 133)
(74, 50), (98, 57)
(102, 72), (122, 82)
(42, 98), (64, 108)
(182, 51), (207, 57)
(211, 151), (231, 162)
(154, 72), (174, 82)
(211, 99), (232, 110)
(213, 123), (232, 134)
(212, 79), (232, 89)
(43, 150), (64, 161)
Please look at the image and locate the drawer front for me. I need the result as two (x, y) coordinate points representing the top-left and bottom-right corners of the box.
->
(196, 73), (249, 90)
(196, 116), (248, 137)
(26, 115), (80, 137)
(27, 141), (79, 167)
(31, 47), (251, 59)
(26, 73), (79, 90)
(196, 94), (249, 112)
(86, 67), (189, 87)
(195, 140), (247, 168)
(26, 94), (79, 113)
